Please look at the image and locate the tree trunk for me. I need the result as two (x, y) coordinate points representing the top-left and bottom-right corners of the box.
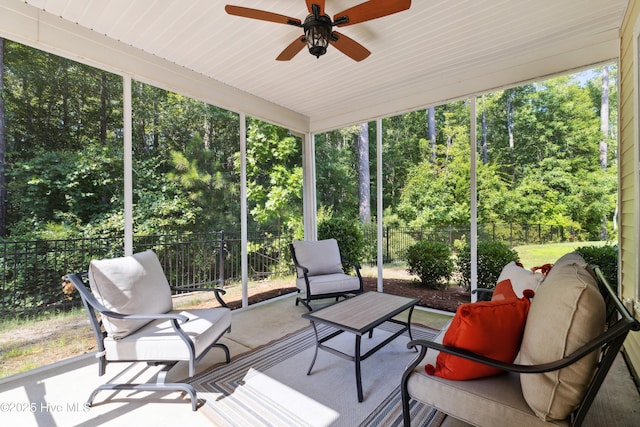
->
(99, 72), (108, 145)
(600, 66), (609, 169)
(600, 66), (610, 239)
(428, 106), (436, 162)
(506, 89), (515, 180)
(481, 95), (488, 164)
(358, 122), (371, 223)
(0, 38), (7, 236)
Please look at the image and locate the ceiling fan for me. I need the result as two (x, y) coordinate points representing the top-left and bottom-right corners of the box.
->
(225, 0), (411, 62)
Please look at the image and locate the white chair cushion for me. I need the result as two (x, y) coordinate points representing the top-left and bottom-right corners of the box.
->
(296, 273), (361, 294)
(292, 239), (344, 276)
(88, 250), (173, 339)
(104, 308), (231, 361)
(519, 253), (605, 422)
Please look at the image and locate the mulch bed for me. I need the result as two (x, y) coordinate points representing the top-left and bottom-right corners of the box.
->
(225, 277), (469, 313)
(361, 277), (470, 313)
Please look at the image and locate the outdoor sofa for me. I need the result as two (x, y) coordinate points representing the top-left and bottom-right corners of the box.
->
(401, 252), (640, 426)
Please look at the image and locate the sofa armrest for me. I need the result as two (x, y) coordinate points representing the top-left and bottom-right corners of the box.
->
(406, 317), (634, 377)
(471, 287), (494, 301)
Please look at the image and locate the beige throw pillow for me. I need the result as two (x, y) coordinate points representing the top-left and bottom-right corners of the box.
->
(292, 239), (344, 276)
(88, 250), (173, 339)
(518, 253), (605, 421)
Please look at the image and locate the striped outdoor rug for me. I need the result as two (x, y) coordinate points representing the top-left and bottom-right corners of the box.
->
(191, 322), (443, 426)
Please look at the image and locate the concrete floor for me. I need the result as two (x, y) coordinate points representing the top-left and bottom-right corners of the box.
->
(0, 293), (638, 426)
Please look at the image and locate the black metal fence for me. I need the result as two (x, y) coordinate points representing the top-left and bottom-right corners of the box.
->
(362, 223), (577, 265)
(0, 230), (294, 319)
(0, 223), (579, 319)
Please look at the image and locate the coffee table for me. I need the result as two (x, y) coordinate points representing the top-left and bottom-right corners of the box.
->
(302, 291), (419, 402)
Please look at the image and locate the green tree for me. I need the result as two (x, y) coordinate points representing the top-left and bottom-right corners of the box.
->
(245, 119), (302, 234)
(315, 127), (361, 219)
(3, 41), (123, 237)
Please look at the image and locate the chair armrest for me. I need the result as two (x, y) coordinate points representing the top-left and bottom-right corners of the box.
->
(65, 272), (112, 314)
(295, 264), (310, 276)
(471, 288), (494, 296)
(471, 287), (494, 301)
(340, 256), (362, 270)
(103, 311), (190, 323)
(171, 285), (229, 308)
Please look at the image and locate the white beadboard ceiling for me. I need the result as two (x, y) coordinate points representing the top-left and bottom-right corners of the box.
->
(0, 0), (629, 133)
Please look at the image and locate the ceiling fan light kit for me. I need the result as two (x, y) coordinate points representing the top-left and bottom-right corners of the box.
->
(225, 0), (411, 61)
(303, 11), (332, 58)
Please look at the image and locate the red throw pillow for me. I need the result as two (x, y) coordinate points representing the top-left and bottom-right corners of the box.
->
(426, 297), (530, 380)
(532, 263), (553, 276)
(491, 279), (517, 301)
(492, 279), (535, 302)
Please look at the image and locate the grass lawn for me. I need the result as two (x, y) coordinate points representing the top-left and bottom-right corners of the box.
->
(514, 241), (608, 267)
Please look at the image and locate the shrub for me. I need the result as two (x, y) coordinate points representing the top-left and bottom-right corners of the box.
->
(575, 244), (618, 287)
(405, 241), (454, 289)
(458, 241), (519, 290)
(318, 218), (365, 273)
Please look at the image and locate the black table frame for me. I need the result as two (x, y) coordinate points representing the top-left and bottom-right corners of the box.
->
(302, 292), (419, 402)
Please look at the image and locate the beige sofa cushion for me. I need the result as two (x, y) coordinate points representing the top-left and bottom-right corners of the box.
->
(519, 252), (605, 421)
(292, 239), (344, 276)
(407, 369), (563, 427)
(88, 250), (173, 339)
(551, 251), (588, 270)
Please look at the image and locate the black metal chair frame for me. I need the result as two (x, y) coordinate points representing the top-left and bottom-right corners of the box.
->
(289, 243), (364, 311)
(65, 272), (231, 411)
(401, 266), (640, 427)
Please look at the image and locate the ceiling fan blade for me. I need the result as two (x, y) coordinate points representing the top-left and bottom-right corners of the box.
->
(334, 0), (411, 27)
(276, 36), (307, 61)
(329, 32), (371, 62)
(306, 0), (325, 15)
(225, 5), (302, 26)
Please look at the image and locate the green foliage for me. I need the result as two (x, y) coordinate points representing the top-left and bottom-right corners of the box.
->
(396, 101), (474, 227)
(575, 244), (618, 286)
(405, 241), (454, 289)
(245, 119), (303, 234)
(314, 128), (361, 219)
(318, 217), (365, 273)
(458, 241), (519, 290)
(0, 40), (620, 319)
(2, 39), (618, 243)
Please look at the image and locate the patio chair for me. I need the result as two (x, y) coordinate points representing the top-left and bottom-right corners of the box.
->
(290, 238), (364, 311)
(65, 249), (231, 411)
